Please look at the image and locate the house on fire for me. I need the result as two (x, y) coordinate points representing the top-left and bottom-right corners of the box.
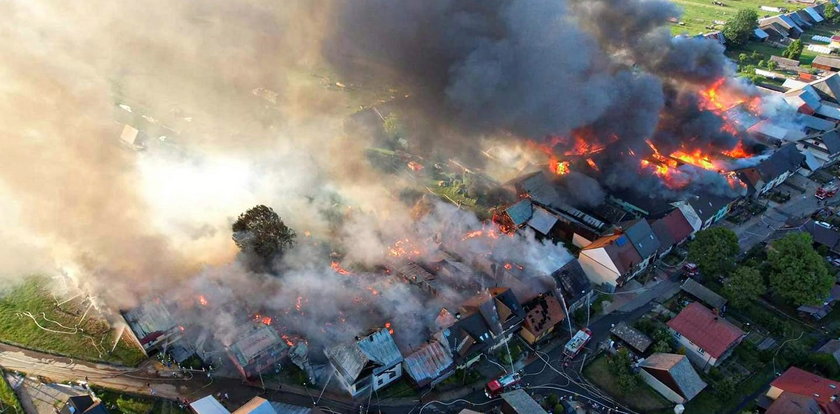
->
(736, 144), (805, 198)
(667, 303), (745, 372)
(324, 328), (404, 398)
(227, 323), (289, 380)
(519, 293), (566, 344)
(402, 332), (455, 389)
(578, 219), (660, 290)
(436, 287), (525, 368)
(550, 259), (594, 313)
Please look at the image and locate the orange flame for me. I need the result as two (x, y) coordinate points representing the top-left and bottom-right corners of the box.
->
(503, 263), (513, 270)
(330, 261), (352, 276)
(586, 158), (600, 172)
(407, 161), (424, 171)
(295, 296), (303, 312)
(552, 160), (570, 175)
(723, 141), (750, 158)
(385, 322), (394, 335)
(388, 238), (423, 258)
(198, 295), (208, 306)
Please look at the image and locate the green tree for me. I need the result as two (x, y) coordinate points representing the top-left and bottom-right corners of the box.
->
(688, 227), (740, 279)
(738, 53), (749, 65)
(608, 349), (640, 392)
(723, 266), (766, 307)
(825, 5), (839, 23)
(767, 60), (777, 71)
(723, 9), (758, 47)
(768, 233), (833, 306)
(232, 205), (296, 269)
(783, 40), (804, 60)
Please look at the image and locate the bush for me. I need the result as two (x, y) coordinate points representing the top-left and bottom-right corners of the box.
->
(554, 403), (565, 413)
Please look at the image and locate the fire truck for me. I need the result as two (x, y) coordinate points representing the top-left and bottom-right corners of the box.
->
(564, 328), (592, 358)
(816, 184), (838, 200)
(484, 372), (522, 398)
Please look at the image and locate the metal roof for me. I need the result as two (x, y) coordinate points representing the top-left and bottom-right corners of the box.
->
(610, 321), (652, 353)
(681, 279), (727, 310)
(505, 199), (533, 226)
(325, 328), (403, 382)
(233, 397), (276, 414)
(527, 206), (558, 235)
(190, 396), (231, 414)
(500, 389), (548, 414)
(623, 219), (661, 259)
(640, 353), (707, 400)
(403, 338), (454, 386)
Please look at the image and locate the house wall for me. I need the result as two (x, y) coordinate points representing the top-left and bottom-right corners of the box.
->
(578, 248), (620, 288)
(639, 369), (686, 404)
(757, 170), (794, 196)
(672, 332), (718, 372)
(372, 363), (402, 391)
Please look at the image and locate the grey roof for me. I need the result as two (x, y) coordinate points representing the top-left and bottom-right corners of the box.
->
(325, 329), (403, 382)
(822, 131), (840, 155)
(799, 114), (835, 132)
(514, 172), (562, 208)
(681, 278), (727, 310)
(506, 199), (533, 226)
(818, 339), (840, 365)
(270, 402), (313, 414)
(403, 338), (454, 386)
(622, 219), (661, 259)
(686, 192), (734, 222)
(814, 55), (840, 70)
(755, 144), (804, 181)
(770, 55), (800, 68)
(500, 389), (548, 414)
(610, 321), (653, 353)
(552, 259), (592, 305)
(801, 220), (840, 250)
(810, 74), (840, 104)
(527, 206), (558, 235)
(640, 353), (707, 401)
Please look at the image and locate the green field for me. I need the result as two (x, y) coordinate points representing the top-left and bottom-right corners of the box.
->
(0, 277), (146, 366)
(670, 0), (807, 36)
(92, 387), (187, 414)
(0, 369), (23, 414)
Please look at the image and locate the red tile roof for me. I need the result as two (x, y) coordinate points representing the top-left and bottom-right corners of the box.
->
(667, 302), (744, 358)
(771, 367), (840, 406)
(650, 209), (693, 250)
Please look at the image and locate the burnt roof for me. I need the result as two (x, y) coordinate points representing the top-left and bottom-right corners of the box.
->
(551, 259), (592, 304)
(610, 321), (653, 352)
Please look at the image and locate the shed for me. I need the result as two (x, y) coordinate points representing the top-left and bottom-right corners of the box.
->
(610, 321), (653, 353)
(500, 389), (548, 414)
(681, 278), (727, 310)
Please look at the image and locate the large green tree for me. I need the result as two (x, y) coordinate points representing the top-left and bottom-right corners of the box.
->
(688, 227), (740, 279)
(824, 5), (839, 24)
(768, 232), (833, 306)
(723, 9), (758, 47)
(723, 266), (766, 308)
(232, 205), (296, 268)
(783, 39), (804, 60)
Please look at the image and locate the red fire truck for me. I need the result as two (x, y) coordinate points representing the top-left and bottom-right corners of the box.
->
(564, 328), (592, 358)
(816, 184), (838, 200)
(484, 372), (522, 398)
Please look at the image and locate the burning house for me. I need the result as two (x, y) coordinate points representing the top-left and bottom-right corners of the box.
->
(518, 293), (566, 344)
(324, 328), (404, 398)
(578, 219), (661, 290)
(226, 323), (289, 380)
(550, 259), (594, 314)
(437, 287), (525, 368)
(735, 144), (805, 198)
(402, 332), (455, 389)
(122, 301), (183, 360)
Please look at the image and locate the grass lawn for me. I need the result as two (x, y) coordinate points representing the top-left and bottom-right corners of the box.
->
(670, 0), (807, 36)
(0, 369), (23, 414)
(582, 355), (671, 413)
(92, 387), (187, 414)
(0, 277), (146, 366)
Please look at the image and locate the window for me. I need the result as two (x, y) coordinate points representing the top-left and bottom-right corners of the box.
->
(698, 348), (705, 354)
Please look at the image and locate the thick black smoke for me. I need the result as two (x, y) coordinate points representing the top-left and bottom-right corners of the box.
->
(325, 0), (746, 200)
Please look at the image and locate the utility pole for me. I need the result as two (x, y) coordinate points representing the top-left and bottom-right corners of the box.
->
(586, 292), (591, 328)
